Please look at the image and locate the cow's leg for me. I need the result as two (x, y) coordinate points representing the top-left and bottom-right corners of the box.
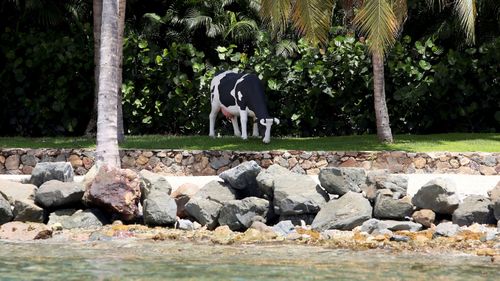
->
(239, 110), (248, 140)
(209, 103), (220, 138)
(252, 118), (259, 137)
(231, 117), (241, 137)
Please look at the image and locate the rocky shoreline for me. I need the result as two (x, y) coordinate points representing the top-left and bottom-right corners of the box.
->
(1, 160), (499, 260)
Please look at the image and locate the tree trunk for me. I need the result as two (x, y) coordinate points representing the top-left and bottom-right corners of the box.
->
(116, 0), (126, 143)
(372, 52), (393, 143)
(96, 0), (121, 168)
(84, 0), (103, 137)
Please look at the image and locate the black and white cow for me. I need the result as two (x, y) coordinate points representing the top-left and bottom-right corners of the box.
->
(209, 70), (279, 143)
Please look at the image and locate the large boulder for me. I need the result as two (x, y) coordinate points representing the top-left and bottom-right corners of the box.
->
(435, 222), (460, 237)
(184, 197), (222, 229)
(488, 181), (500, 220)
(0, 221), (52, 241)
(312, 192), (372, 231)
(83, 166), (141, 221)
(411, 178), (460, 214)
(219, 161), (262, 197)
(34, 180), (84, 209)
(364, 170), (408, 200)
(360, 219), (422, 233)
(0, 179), (36, 203)
(412, 209), (436, 228)
(29, 162), (74, 187)
(13, 199), (45, 223)
(218, 197), (269, 231)
(195, 180), (238, 203)
(256, 164), (290, 199)
(139, 169), (172, 201)
(0, 195), (13, 224)
(452, 195), (495, 226)
(272, 172), (328, 215)
(47, 209), (108, 229)
(318, 167), (366, 196)
(373, 189), (413, 220)
(143, 191), (177, 226)
(171, 183), (200, 218)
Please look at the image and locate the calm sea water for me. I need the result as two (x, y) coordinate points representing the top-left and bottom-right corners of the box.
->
(0, 240), (497, 281)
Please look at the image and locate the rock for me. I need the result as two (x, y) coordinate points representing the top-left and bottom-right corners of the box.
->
(382, 220), (423, 232)
(83, 165), (141, 221)
(21, 154), (38, 167)
(5, 155), (20, 170)
(488, 182), (500, 220)
(184, 197), (222, 229)
(218, 197), (269, 231)
(139, 170), (172, 201)
(143, 191), (177, 226)
(0, 221), (52, 241)
(13, 199), (45, 222)
(34, 180), (84, 209)
(0, 195), (13, 224)
(210, 157), (231, 170)
(273, 172), (328, 215)
(411, 178), (460, 214)
(196, 180), (237, 204)
(249, 220), (275, 233)
(435, 222), (460, 237)
(360, 219), (387, 234)
(364, 170), (408, 200)
(219, 161), (262, 197)
(272, 220), (296, 236)
(373, 190), (413, 220)
(390, 235), (410, 242)
(412, 209), (436, 228)
(47, 209), (108, 229)
(256, 164), (290, 199)
(278, 214), (316, 226)
(312, 192), (372, 231)
(29, 162), (74, 187)
(171, 183), (200, 219)
(0, 179), (36, 203)
(318, 167), (366, 196)
(175, 219), (195, 230)
(452, 195), (495, 226)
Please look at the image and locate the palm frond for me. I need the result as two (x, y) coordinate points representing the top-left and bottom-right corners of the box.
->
(454, 0), (476, 44)
(354, 0), (399, 55)
(425, 0), (449, 11)
(275, 39), (298, 57)
(391, 0), (407, 27)
(259, 0), (292, 35)
(290, 0), (335, 45)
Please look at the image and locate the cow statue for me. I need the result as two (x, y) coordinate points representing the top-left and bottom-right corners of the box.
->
(209, 70), (279, 143)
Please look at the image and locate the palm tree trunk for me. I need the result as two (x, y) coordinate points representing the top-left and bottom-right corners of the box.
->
(372, 52), (393, 143)
(116, 0), (126, 143)
(96, 0), (121, 168)
(84, 0), (102, 137)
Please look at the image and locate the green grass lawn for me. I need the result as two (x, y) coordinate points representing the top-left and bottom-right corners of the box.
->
(0, 133), (498, 152)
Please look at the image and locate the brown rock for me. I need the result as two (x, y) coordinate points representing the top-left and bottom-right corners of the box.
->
(121, 156), (136, 168)
(301, 160), (313, 170)
(287, 157), (298, 168)
(306, 168), (320, 175)
(316, 160), (328, 168)
(458, 166), (477, 175)
(435, 161), (451, 170)
(83, 165), (141, 221)
(0, 179), (36, 202)
(142, 151), (154, 158)
(0, 155), (5, 164)
(479, 166), (496, 175)
(449, 159), (460, 169)
(68, 154), (83, 168)
(174, 153), (183, 163)
(201, 166), (217, 176)
(412, 209), (436, 228)
(414, 157), (426, 169)
(260, 159), (273, 168)
(136, 155), (149, 166)
(0, 222), (52, 241)
(82, 157), (94, 169)
(459, 157), (470, 166)
(339, 158), (357, 167)
(21, 165), (34, 175)
(5, 155), (20, 170)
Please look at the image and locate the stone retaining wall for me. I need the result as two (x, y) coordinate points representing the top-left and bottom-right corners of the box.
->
(0, 149), (499, 176)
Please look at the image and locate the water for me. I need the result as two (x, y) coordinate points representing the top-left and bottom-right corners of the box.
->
(0, 240), (497, 280)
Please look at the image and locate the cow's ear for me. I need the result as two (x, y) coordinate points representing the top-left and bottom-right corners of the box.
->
(260, 119), (266, 126)
(273, 118), (280, 125)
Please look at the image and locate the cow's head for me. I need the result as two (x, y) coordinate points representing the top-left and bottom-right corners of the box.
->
(259, 118), (280, 143)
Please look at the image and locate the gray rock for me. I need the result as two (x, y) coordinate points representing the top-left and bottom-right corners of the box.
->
(176, 219), (195, 230)
(373, 190), (413, 220)
(34, 180), (84, 209)
(435, 222), (460, 237)
(196, 180), (237, 204)
(273, 173), (328, 215)
(184, 197), (222, 230)
(47, 209), (108, 229)
(488, 182), (500, 220)
(218, 197), (269, 231)
(210, 157), (231, 170)
(0, 179), (36, 203)
(360, 219), (388, 234)
(139, 170), (172, 200)
(452, 195), (495, 226)
(219, 161), (262, 196)
(411, 178), (460, 214)
(29, 162), (74, 187)
(364, 170), (408, 200)
(272, 220), (296, 236)
(13, 199), (45, 223)
(319, 167), (366, 195)
(0, 195), (13, 224)
(256, 164), (290, 199)
(390, 235), (410, 242)
(382, 220), (423, 232)
(312, 192), (372, 231)
(497, 221), (499, 233)
(143, 191), (177, 226)
(21, 154), (38, 167)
